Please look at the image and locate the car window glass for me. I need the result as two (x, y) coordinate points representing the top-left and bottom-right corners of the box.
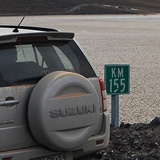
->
(53, 46), (74, 72)
(17, 44), (47, 68)
(0, 40), (95, 87)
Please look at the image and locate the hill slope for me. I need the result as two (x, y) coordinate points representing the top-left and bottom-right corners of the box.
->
(0, 0), (160, 15)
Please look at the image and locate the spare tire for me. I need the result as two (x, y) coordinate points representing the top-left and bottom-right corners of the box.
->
(28, 71), (99, 151)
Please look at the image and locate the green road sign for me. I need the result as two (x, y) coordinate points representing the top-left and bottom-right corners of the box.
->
(105, 64), (130, 95)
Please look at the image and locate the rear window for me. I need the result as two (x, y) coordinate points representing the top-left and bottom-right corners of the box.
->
(0, 40), (96, 87)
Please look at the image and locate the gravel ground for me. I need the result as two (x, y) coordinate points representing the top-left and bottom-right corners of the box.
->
(1, 15), (160, 124)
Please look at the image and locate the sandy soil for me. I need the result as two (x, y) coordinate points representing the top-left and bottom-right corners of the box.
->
(63, 15), (160, 124)
(0, 15), (160, 124)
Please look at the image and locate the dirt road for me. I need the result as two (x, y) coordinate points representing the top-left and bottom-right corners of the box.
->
(0, 15), (160, 124)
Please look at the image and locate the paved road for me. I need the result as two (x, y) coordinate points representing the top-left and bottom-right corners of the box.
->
(1, 15), (160, 123)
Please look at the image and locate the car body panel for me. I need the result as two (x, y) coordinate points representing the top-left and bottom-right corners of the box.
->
(0, 25), (110, 159)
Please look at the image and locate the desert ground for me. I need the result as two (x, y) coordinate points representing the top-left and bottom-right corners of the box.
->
(0, 15), (159, 124)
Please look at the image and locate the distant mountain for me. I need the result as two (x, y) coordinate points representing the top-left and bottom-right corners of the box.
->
(0, 0), (160, 15)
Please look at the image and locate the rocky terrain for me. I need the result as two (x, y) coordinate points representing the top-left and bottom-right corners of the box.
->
(78, 117), (160, 160)
(0, 0), (160, 15)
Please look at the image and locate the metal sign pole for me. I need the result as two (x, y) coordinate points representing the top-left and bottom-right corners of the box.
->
(111, 95), (119, 127)
(105, 64), (130, 128)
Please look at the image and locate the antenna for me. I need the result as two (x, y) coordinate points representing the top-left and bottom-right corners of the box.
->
(13, 16), (25, 33)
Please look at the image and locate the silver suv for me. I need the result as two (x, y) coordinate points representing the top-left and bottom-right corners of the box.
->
(0, 25), (110, 160)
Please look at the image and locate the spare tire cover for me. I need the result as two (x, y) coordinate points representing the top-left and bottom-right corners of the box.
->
(28, 71), (99, 151)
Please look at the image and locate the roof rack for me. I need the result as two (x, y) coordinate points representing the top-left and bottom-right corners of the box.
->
(0, 25), (58, 32)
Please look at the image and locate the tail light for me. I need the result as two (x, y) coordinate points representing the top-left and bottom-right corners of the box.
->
(17, 36), (48, 43)
(2, 157), (12, 160)
(98, 77), (107, 112)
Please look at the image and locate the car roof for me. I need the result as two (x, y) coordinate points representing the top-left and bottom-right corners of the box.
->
(0, 25), (74, 42)
(0, 25), (58, 35)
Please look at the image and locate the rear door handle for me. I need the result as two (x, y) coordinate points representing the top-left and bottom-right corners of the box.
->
(0, 99), (20, 106)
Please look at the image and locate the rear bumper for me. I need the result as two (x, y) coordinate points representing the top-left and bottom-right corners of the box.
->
(73, 110), (110, 158)
(0, 148), (73, 160)
(0, 111), (109, 160)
